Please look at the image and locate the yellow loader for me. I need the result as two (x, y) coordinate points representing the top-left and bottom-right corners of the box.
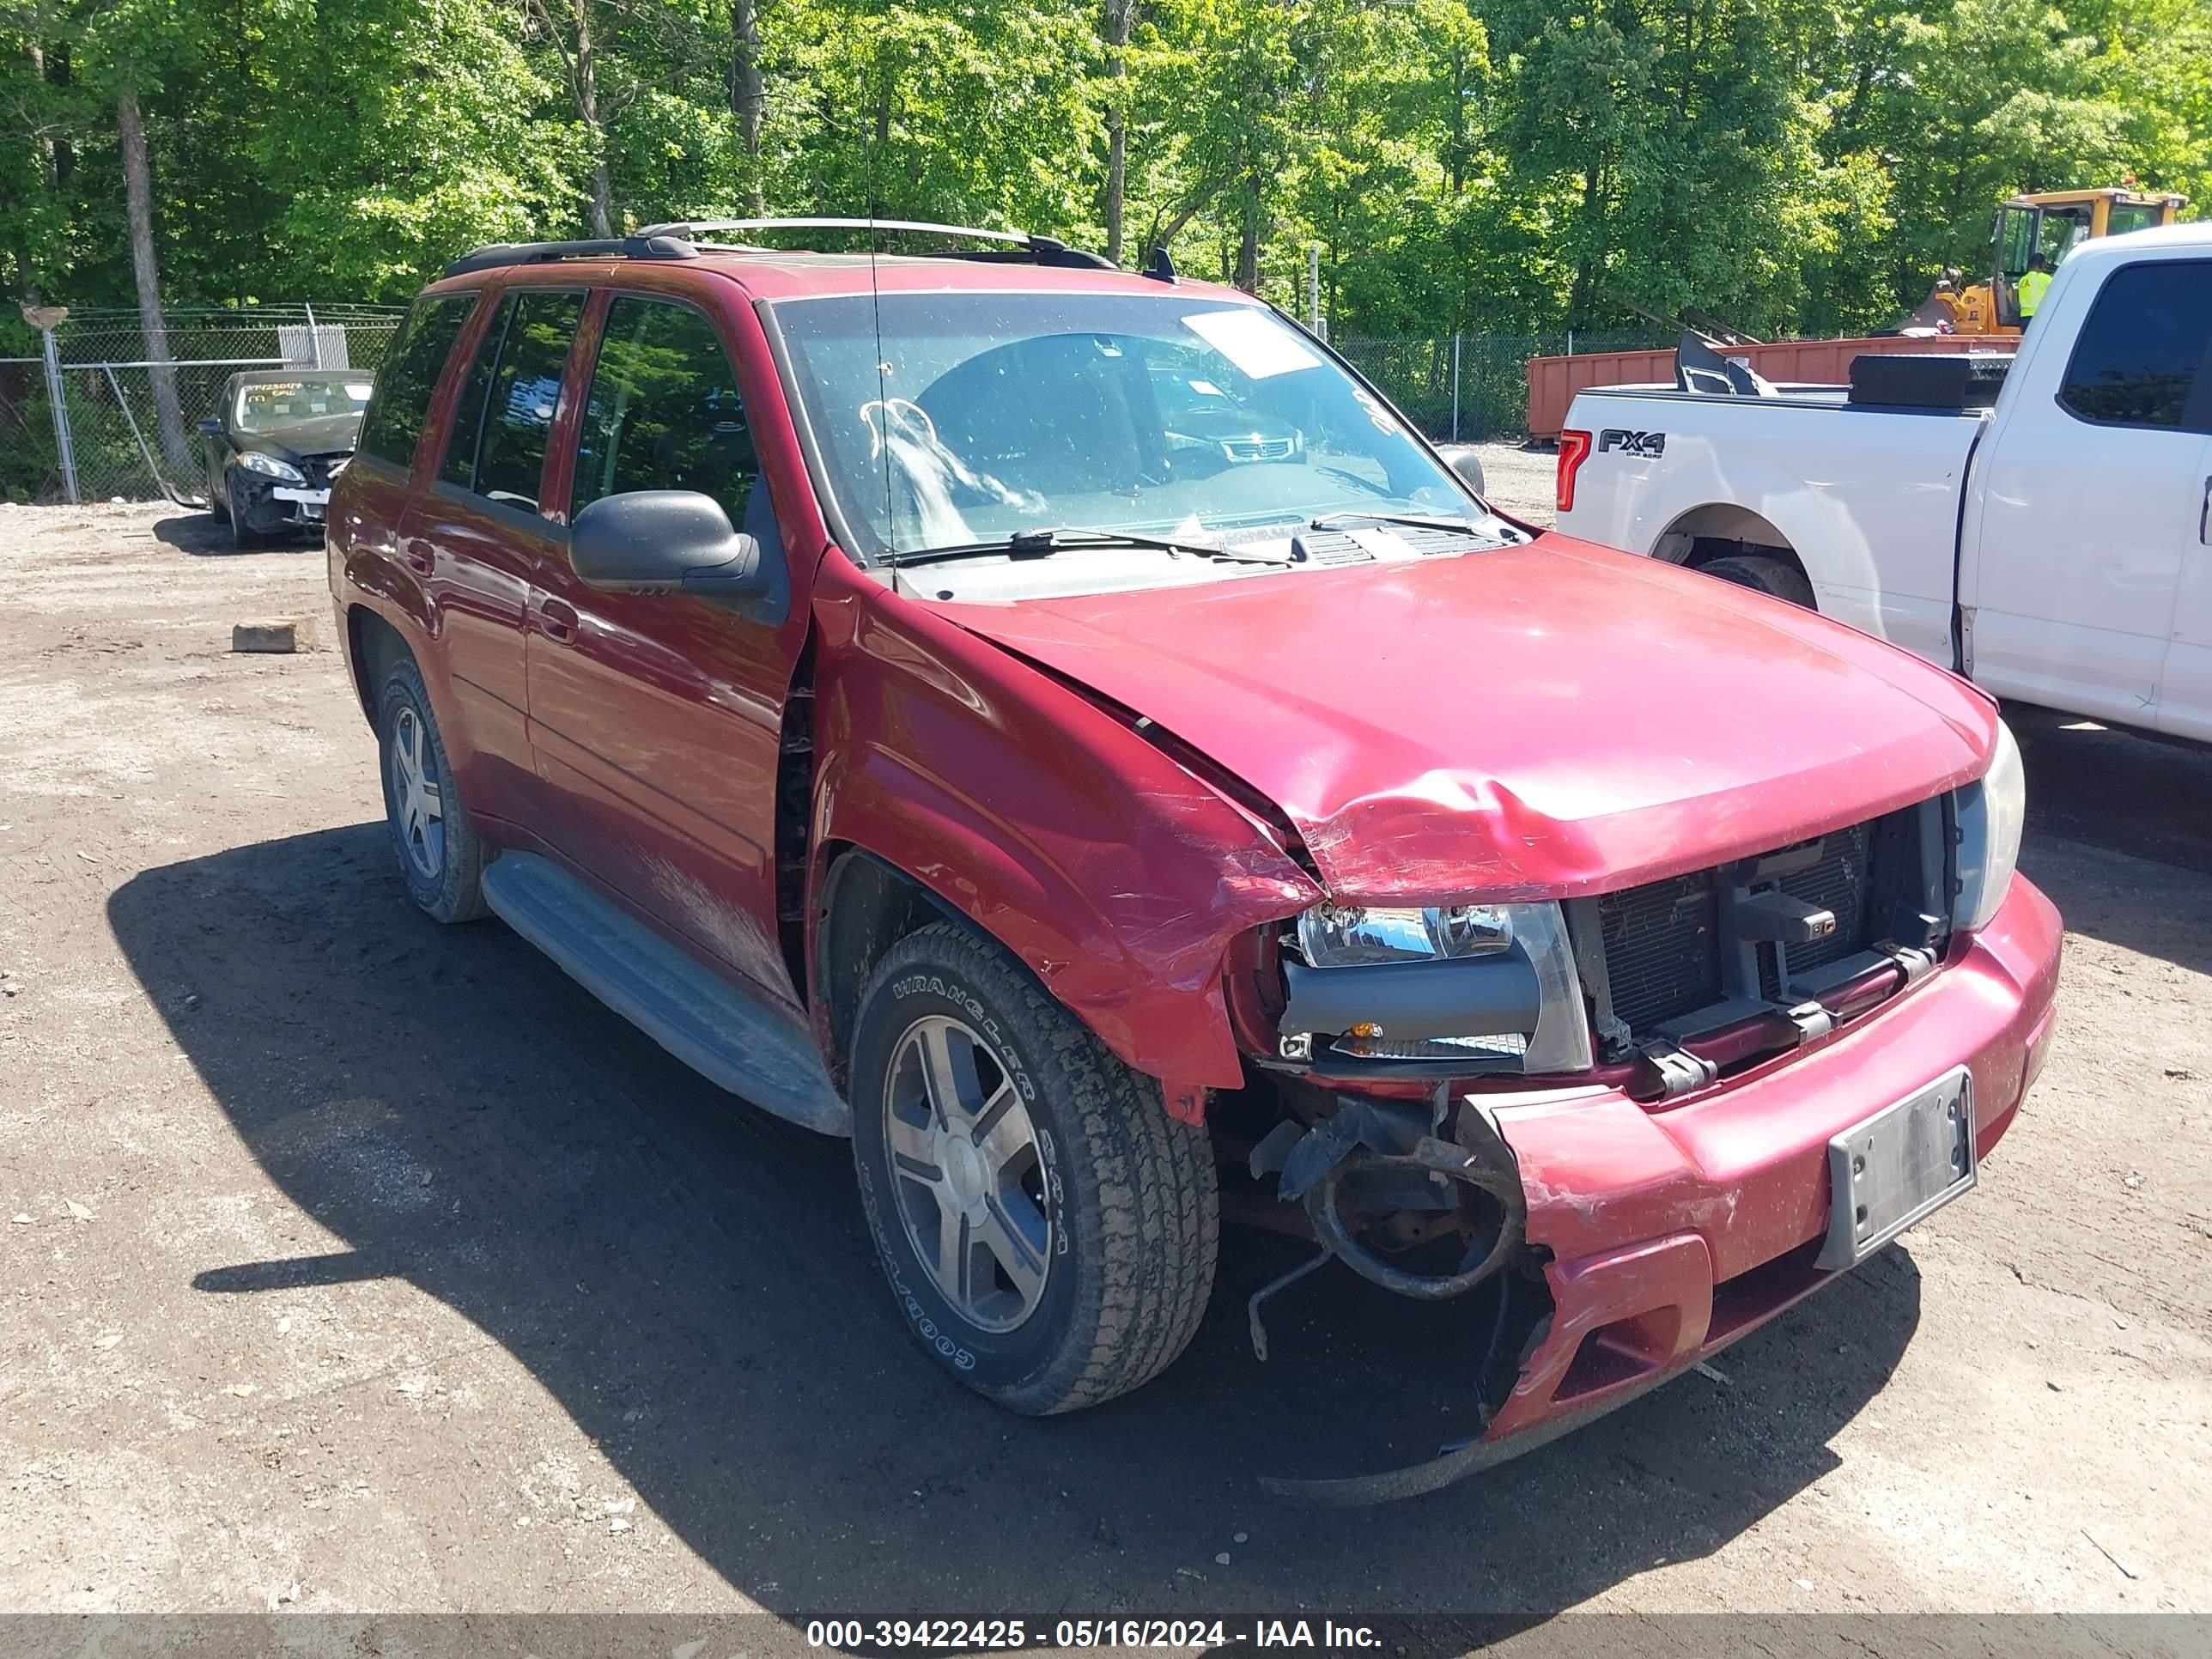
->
(1903, 186), (2186, 336)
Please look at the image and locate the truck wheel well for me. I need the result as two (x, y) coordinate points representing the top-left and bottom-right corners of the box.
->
(814, 848), (948, 1090)
(347, 607), (410, 726)
(1653, 508), (1813, 606)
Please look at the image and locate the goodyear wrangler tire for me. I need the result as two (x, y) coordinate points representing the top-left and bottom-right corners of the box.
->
(849, 921), (1218, 1414)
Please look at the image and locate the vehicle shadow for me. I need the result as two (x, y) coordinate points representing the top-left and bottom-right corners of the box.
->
(2010, 703), (2212, 978)
(151, 510), (325, 557)
(109, 826), (1921, 1628)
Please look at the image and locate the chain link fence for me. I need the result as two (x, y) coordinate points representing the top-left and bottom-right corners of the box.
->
(4, 305), (408, 505)
(1334, 329), (1672, 442)
(3, 307), (1663, 503)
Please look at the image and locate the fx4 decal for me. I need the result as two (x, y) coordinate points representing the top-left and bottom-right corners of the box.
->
(1598, 428), (1668, 459)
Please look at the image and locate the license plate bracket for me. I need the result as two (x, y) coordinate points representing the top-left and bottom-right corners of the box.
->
(1817, 1065), (1974, 1269)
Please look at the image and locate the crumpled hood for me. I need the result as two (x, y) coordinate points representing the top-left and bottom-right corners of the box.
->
(236, 411), (362, 461)
(935, 534), (1998, 902)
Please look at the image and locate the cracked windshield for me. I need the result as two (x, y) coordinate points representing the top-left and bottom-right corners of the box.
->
(772, 291), (1478, 562)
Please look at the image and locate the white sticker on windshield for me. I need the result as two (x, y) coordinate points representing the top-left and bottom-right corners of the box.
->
(1182, 309), (1321, 380)
(347, 383), (373, 399)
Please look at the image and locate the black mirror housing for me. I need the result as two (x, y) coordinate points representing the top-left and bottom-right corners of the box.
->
(1432, 442), (1486, 498)
(570, 489), (767, 598)
(198, 417), (222, 435)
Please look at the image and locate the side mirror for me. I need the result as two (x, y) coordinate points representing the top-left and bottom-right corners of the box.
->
(198, 416), (222, 435)
(569, 489), (767, 597)
(1433, 442), (1486, 498)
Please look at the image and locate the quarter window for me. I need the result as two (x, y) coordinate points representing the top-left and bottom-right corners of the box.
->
(471, 291), (584, 511)
(357, 294), (476, 466)
(2057, 262), (2212, 430)
(572, 296), (757, 523)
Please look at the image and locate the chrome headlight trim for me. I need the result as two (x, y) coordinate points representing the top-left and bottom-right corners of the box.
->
(1284, 899), (1593, 1073)
(1295, 902), (1513, 967)
(1954, 718), (2025, 933)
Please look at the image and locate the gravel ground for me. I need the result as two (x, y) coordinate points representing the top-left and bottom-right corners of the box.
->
(1, 497), (2207, 1632)
(1469, 439), (1559, 528)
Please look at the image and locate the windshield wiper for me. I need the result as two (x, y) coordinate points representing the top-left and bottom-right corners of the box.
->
(1309, 509), (1492, 534)
(882, 526), (1299, 569)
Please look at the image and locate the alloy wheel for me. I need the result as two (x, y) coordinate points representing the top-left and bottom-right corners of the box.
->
(388, 706), (446, 881)
(882, 1014), (1053, 1332)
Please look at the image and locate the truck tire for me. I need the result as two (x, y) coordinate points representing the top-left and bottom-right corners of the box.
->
(1698, 552), (1814, 608)
(375, 656), (489, 923)
(849, 921), (1218, 1414)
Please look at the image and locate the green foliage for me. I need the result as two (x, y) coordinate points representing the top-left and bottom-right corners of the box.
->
(0, 0), (2204, 334)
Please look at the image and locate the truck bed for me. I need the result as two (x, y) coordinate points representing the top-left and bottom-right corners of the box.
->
(1558, 386), (1990, 668)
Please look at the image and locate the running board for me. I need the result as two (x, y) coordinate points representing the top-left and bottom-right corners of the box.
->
(481, 853), (850, 1135)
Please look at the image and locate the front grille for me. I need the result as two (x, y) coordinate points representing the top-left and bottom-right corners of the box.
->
(1759, 820), (1874, 996)
(1598, 866), (1722, 1031)
(1224, 437), (1295, 460)
(299, 452), (351, 489)
(1600, 814), (1903, 1037)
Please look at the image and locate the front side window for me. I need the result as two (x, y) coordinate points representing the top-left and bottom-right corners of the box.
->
(2058, 262), (2212, 429)
(770, 291), (1470, 563)
(466, 290), (584, 512)
(357, 294), (476, 465)
(572, 296), (757, 524)
(2106, 202), (2166, 238)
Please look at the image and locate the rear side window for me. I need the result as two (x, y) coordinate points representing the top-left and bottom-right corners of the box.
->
(572, 296), (757, 523)
(357, 294), (476, 466)
(438, 295), (510, 490)
(2058, 262), (2212, 430)
(469, 291), (585, 512)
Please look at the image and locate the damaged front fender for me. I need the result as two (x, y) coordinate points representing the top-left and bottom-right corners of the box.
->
(808, 556), (1322, 1089)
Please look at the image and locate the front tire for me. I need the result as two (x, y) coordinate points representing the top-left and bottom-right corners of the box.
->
(228, 473), (270, 549)
(375, 656), (489, 923)
(849, 922), (1218, 1414)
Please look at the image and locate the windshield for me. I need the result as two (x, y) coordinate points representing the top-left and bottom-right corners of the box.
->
(234, 377), (372, 432)
(769, 291), (1473, 562)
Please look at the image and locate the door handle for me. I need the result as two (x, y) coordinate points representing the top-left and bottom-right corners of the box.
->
(403, 539), (434, 577)
(2201, 476), (2211, 547)
(347, 515), (399, 561)
(538, 598), (579, 643)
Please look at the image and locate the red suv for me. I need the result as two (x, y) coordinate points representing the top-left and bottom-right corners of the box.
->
(329, 221), (2060, 1499)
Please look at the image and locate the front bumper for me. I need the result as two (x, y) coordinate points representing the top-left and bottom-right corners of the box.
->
(1268, 874), (2062, 1504)
(235, 477), (330, 532)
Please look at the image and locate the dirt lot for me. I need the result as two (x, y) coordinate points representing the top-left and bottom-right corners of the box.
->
(3, 461), (2209, 1632)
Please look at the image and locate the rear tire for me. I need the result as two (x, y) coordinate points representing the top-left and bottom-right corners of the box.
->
(375, 655), (489, 923)
(849, 921), (1218, 1414)
(1698, 551), (1815, 608)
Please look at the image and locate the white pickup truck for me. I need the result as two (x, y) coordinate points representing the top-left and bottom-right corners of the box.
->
(1555, 222), (2212, 742)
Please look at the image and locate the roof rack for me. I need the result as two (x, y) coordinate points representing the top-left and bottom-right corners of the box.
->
(633, 217), (1120, 270)
(442, 234), (701, 278)
(442, 219), (1121, 280)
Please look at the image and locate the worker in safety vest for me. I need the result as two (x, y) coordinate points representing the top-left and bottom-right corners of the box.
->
(2017, 252), (2053, 323)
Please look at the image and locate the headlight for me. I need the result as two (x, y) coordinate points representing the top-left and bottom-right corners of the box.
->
(1282, 900), (1592, 1073)
(237, 451), (304, 483)
(1296, 902), (1513, 967)
(1954, 718), (2025, 933)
